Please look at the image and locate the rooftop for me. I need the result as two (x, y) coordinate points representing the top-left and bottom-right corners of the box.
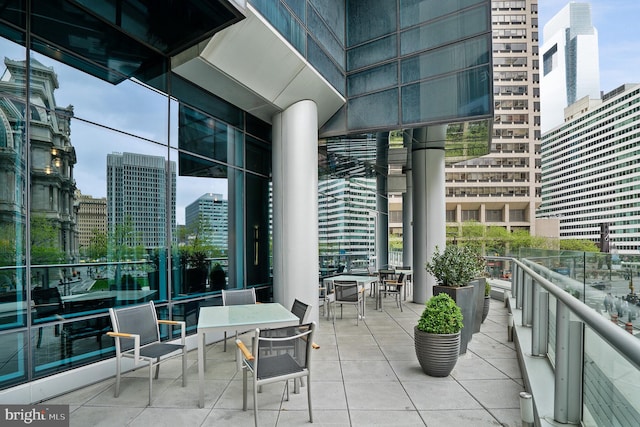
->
(44, 293), (523, 426)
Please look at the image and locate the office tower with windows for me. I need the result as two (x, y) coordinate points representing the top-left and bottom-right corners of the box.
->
(540, 1), (600, 133)
(444, 0), (541, 247)
(185, 193), (228, 253)
(106, 152), (176, 248)
(538, 84), (640, 255)
(74, 191), (107, 254)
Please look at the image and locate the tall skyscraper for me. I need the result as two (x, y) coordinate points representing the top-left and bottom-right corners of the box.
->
(106, 152), (176, 248)
(540, 2), (600, 133)
(185, 193), (228, 253)
(444, 0), (541, 244)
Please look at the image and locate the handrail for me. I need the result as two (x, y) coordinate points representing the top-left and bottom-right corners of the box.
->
(516, 258), (640, 371)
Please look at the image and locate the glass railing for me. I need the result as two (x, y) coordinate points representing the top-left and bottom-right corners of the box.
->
(512, 250), (640, 426)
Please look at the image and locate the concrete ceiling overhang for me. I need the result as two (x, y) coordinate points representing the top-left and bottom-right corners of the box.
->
(172, 4), (345, 127)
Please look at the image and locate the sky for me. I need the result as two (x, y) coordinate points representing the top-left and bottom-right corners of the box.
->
(539, 0), (640, 93)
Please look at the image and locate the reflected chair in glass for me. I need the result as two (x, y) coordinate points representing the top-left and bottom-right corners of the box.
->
(236, 322), (316, 427)
(106, 301), (186, 406)
(221, 288), (257, 351)
(32, 287), (64, 348)
(379, 272), (405, 312)
(333, 281), (363, 325)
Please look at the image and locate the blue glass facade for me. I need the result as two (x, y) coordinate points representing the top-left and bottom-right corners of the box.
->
(0, 0), (492, 395)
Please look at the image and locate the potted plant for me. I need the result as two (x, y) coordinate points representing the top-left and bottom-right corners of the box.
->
(482, 281), (491, 323)
(414, 293), (463, 377)
(425, 245), (485, 353)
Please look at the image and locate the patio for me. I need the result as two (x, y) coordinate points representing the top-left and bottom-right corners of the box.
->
(44, 294), (524, 426)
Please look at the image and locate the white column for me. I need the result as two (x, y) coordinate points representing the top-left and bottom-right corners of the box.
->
(412, 125), (446, 303)
(272, 100), (319, 325)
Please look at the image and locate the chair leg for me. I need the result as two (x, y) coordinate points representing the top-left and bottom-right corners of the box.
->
(223, 331), (227, 352)
(154, 361), (160, 379)
(242, 366), (248, 410)
(182, 349), (187, 387)
(253, 380), (259, 427)
(307, 374), (313, 423)
(114, 355), (121, 398)
(148, 363), (154, 406)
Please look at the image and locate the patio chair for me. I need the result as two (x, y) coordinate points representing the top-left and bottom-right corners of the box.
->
(319, 280), (335, 319)
(379, 272), (405, 312)
(290, 298), (311, 323)
(221, 288), (257, 351)
(333, 281), (363, 325)
(236, 322), (316, 427)
(106, 301), (186, 406)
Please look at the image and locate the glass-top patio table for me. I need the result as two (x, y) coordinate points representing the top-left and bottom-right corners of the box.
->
(197, 303), (300, 407)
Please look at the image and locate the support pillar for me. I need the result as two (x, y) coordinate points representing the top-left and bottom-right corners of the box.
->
(272, 100), (319, 325)
(412, 125), (446, 303)
(375, 132), (389, 270)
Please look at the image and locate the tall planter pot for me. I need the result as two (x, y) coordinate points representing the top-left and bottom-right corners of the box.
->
(482, 295), (490, 323)
(414, 326), (460, 377)
(433, 284), (475, 354)
(470, 278), (486, 333)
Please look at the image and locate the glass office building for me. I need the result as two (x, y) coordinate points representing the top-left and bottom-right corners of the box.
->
(0, 0), (492, 400)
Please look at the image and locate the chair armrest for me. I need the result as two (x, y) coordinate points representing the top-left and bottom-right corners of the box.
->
(312, 342), (320, 349)
(107, 332), (141, 363)
(236, 339), (254, 361)
(158, 319), (186, 344)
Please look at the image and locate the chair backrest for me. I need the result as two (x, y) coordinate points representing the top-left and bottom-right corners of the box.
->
(396, 272), (405, 283)
(334, 281), (359, 302)
(109, 301), (160, 351)
(222, 288), (256, 306)
(32, 286), (64, 319)
(255, 323), (315, 372)
(291, 299), (311, 324)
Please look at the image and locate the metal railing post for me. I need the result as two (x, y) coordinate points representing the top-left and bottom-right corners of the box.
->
(531, 282), (548, 356)
(522, 273), (533, 326)
(554, 299), (583, 424)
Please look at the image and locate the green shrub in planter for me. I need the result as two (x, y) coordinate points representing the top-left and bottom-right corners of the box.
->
(425, 245), (485, 287)
(417, 293), (463, 334)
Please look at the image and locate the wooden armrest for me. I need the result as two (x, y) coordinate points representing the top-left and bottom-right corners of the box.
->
(107, 332), (134, 338)
(158, 319), (182, 325)
(312, 342), (320, 349)
(236, 339), (254, 360)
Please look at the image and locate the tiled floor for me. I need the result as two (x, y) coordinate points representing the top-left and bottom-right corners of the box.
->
(45, 294), (525, 426)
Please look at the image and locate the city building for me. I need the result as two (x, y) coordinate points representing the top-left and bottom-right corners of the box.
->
(185, 193), (228, 253)
(540, 1), (600, 133)
(74, 191), (107, 256)
(0, 1), (493, 401)
(444, 0), (542, 249)
(0, 57), (77, 262)
(106, 152), (177, 249)
(538, 83), (640, 255)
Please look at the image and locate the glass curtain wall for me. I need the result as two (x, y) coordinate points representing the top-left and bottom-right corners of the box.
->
(0, 4), (271, 390)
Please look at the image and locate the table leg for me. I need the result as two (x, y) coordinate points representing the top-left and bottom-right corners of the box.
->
(198, 330), (205, 408)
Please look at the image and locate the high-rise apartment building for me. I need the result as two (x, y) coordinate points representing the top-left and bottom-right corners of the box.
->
(106, 152), (176, 248)
(540, 1), (600, 133)
(74, 191), (107, 252)
(444, 0), (541, 245)
(538, 84), (640, 255)
(185, 193), (228, 253)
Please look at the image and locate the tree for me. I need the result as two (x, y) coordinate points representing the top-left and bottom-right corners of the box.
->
(30, 215), (65, 264)
(560, 239), (599, 252)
